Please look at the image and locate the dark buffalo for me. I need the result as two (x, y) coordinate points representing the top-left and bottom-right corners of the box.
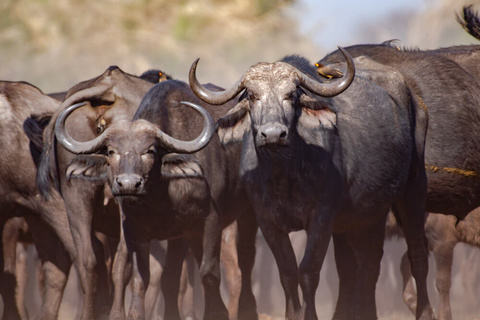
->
(316, 10), (480, 222)
(52, 79), (258, 320)
(385, 206), (480, 320)
(189, 50), (434, 320)
(29, 66), (162, 320)
(0, 81), (78, 320)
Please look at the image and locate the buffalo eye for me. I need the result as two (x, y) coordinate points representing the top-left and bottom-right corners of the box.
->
(106, 148), (116, 157)
(285, 90), (297, 101)
(248, 92), (258, 102)
(142, 146), (156, 159)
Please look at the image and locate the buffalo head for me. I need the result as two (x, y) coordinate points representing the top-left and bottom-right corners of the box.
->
(54, 101), (214, 197)
(189, 47), (355, 149)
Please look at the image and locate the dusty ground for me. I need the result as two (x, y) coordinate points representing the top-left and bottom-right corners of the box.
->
(8, 232), (480, 320)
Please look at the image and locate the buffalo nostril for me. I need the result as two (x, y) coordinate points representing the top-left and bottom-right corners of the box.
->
(259, 123), (288, 144)
(114, 174), (144, 194)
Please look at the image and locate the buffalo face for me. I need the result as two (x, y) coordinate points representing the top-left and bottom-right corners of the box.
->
(103, 121), (158, 197)
(189, 48), (355, 149)
(55, 102), (215, 199)
(241, 62), (298, 148)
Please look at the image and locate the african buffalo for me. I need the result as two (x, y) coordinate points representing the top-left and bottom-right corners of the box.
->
(0, 80), (78, 320)
(316, 12), (480, 222)
(189, 50), (434, 320)
(385, 206), (480, 320)
(29, 66), (166, 320)
(52, 79), (258, 320)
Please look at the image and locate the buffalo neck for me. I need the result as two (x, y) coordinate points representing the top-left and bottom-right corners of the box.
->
(239, 132), (344, 231)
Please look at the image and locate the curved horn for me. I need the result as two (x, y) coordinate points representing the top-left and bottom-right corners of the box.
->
(55, 102), (110, 154)
(189, 58), (246, 105)
(298, 46), (355, 97)
(155, 101), (215, 154)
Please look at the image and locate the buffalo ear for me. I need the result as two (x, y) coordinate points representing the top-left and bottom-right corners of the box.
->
(161, 153), (205, 179)
(23, 112), (54, 168)
(297, 96), (337, 145)
(65, 155), (108, 183)
(24, 113), (53, 151)
(216, 100), (251, 145)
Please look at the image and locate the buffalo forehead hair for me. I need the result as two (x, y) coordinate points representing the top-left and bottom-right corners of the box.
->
(244, 63), (277, 82)
(279, 54), (320, 80)
(244, 62), (297, 83)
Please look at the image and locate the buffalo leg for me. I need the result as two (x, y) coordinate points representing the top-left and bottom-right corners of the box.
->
(332, 216), (386, 320)
(3, 218), (30, 320)
(257, 221), (300, 320)
(400, 251), (417, 314)
(90, 234), (115, 319)
(235, 212), (258, 320)
(15, 243), (30, 320)
(122, 219), (150, 320)
(109, 221), (132, 320)
(179, 250), (197, 320)
(332, 232), (356, 320)
(220, 222), (241, 320)
(432, 243), (454, 320)
(1, 217), (22, 320)
(298, 215), (334, 320)
(25, 214), (72, 320)
(188, 209), (229, 320)
(393, 180), (434, 319)
(161, 238), (190, 320)
(145, 240), (166, 319)
(401, 241), (456, 320)
(354, 217), (386, 319)
(188, 238), (228, 320)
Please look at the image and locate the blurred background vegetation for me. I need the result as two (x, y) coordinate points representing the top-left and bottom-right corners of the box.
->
(0, 0), (311, 92)
(0, 0), (478, 92)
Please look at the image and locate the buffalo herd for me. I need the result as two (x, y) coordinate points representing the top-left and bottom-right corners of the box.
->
(1, 4), (480, 320)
